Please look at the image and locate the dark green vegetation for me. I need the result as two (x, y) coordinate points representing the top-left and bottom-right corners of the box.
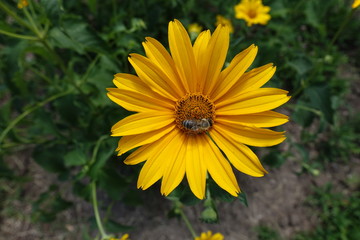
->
(0, 0), (359, 239)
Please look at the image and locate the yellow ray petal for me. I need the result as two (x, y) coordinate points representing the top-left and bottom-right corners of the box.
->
(107, 88), (173, 112)
(111, 112), (174, 136)
(137, 129), (179, 190)
(193, 30), (211, 92)
(161, 131), (187, 196)
(202, 134), (240, 196)
(185, 135), (207, 199)
(216, 111), (289, 128)
(216, 63), (276, 103)
(124, 144), (153, 165)
(113, 73), (174, 108)
(142, 37), (186, 96)
(214, 123), (286, 147)
(116, 125), (175, 155)
(211, 44), (258, 101)
(168, 19), (197, 92)
(202, 25), (230, 95)
(209, 128), (267, 176)
(129, 54), (179, 100)
(216, 88), (290, 115)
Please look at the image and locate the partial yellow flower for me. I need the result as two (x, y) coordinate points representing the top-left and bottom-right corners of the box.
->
(109, 234), (130, 240)
(107, 19), (290, 199)
(216, 15), (234, 33)
(17, 0), (29, 9)
(352, 0), (360, 8)
(195, 231), (224, 240)
(234, 0), (271, 26)
(188, 23), (203, 34)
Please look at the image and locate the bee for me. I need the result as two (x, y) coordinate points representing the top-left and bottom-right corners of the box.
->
(182, 118), (212, 132)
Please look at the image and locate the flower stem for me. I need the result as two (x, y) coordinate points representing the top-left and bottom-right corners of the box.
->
(0, 90), (72, 148)
(91, 181), (109, 240)
(330, 9), (355, 46)
(0, 29), (37, 40)
(0, 1), (32, 30)
(178, 205), (197, 239)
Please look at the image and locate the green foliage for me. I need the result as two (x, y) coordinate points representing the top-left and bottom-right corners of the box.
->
(255, 225), (282, 240)
(294, 184), (360, 240)
(0, 0), (359, 238)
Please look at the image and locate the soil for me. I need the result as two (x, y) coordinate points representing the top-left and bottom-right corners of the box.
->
(1, 66), (359, 240)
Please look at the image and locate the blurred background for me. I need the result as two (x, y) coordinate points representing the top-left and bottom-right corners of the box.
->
(0, 0), (359, 239)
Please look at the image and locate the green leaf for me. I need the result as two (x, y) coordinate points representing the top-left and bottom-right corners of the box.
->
(305, 85), (334, 124)
(237, 192), (248, 207)
(287, 57), (312, 76)
(200, 206), (218, 223)
(33, 144), (67, 174)
(0, 157), (14, 179)
(64, 149), (87, 167)
(105, 219), (133, 233)
(263, 150), (286, 168)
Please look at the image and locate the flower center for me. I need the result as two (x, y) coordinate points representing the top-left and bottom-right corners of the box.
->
(248, 9), (257, 18)
(175, 93), (216, 134)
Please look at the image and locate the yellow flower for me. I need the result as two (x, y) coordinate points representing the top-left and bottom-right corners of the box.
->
(109, 234), (130, 240)
(17, 0), (29, 9)
(234, 0), (271, 26)
(188, 23), (203, 34)
(215, 15), (234, 33)
(107, 20), (290, 199)
(195, 231), (224, 240)
(352, 0), (360, 8)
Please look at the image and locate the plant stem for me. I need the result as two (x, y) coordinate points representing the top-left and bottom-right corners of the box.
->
(91, 181), (109, 240)
(0, 1), (33, 30)
(330, 9), (354, 46)
(0, 29), (37, 40)
(178, 205), (197, 239)
(0, 90), (72, 148)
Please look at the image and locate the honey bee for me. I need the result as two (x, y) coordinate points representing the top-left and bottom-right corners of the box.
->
(182, 118), (212, 132)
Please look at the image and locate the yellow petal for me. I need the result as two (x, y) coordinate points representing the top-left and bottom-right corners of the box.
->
(168, 19), (197, 92)
(202, 134), (240, 196)
(137, 129), (179, 190)
(116, 125), (175, 155)
(213, 123), (286, 147)
(216, 88), (290, 115)
(209, 128), (267, 176)
(193, 30), (211, 92)
(185, 135), (207, 199)
(113, 73), (174, 109)
(128, 54), (179, 100)
(211, 44), (258, 101)
(202, 25), (230, 95)
(111, 112), (174, 136)
(161, 129), (187, 195)
(216, 111), (289, 128)
(107, 88), (173, 112)
(216, 63), (276, 103)
(142, 37), (186, 96)
(124, 144), (153, 165)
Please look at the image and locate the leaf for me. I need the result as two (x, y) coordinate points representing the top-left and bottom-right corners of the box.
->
(287, 57), (313, 76)
(105, 219), (133, 233)
(64, 149), (87, 167)
(237, 192), (248, 207)
(305, 85), (334, 124)
(263, 150), (286, 168)
(33, 144), (67, 174)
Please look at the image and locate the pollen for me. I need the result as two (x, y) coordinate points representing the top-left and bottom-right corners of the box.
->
(175, 93), (216, 134)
